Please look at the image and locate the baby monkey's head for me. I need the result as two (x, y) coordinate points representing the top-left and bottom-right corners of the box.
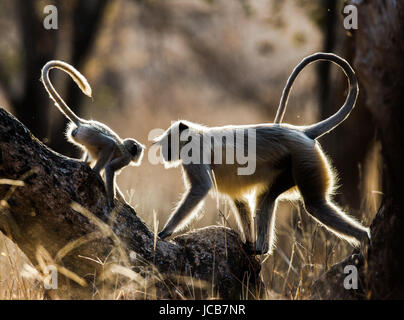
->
(123, 138), (145, 166)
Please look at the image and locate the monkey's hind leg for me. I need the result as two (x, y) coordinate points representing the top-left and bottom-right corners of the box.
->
(233, 199), (254, 246)
(92, 138), (116, 175)
(293, 147), (370, 246)
(305, 200), (369, 246)
(254, 170), (295, 255)
(254, 192), (278, 255)
(81, 151), (90, 163)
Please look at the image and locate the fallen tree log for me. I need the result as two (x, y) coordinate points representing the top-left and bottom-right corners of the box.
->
(0, 107), (260, 299)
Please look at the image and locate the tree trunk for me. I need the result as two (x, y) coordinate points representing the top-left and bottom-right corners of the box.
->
(313, 1), (404, 299)
(317, 0), (375, 212)
(0, 107), (260, 299)
(51, 0), (110, 156)
(354, 0), (404, 299)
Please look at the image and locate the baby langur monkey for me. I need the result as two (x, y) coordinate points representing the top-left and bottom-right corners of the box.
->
(155, 52), (370, 255)
(41, 60), (144, 207)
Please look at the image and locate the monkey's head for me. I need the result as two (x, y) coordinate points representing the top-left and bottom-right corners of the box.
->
(153, 120), (201, 167)
(123, 138), (145, 166)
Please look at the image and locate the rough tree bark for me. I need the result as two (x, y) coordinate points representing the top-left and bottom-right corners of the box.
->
(313, 1), (404, 299)
(317, 10), (375, 212)
(308, 0), (375, 213)
(0, 107), (260, 299)
(354, 0), (404, 299)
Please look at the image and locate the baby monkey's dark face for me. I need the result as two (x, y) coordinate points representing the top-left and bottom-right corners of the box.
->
(123, 139), (145, 165)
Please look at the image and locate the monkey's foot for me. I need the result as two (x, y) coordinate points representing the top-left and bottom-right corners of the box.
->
(243, 241), (266, 255)
(158, 229), (172, 240)
(253, 238), (272, 255)
(360, 232), (372, 257)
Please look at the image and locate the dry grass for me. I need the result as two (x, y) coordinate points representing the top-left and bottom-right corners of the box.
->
(0, 233), (44, 299)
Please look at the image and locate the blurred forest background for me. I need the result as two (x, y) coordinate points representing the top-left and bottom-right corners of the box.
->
(0, 0), (386, 299)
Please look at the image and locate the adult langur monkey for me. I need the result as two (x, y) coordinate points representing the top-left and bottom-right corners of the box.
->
(41, 60), (144, 207)
(154, 53), (370, 255)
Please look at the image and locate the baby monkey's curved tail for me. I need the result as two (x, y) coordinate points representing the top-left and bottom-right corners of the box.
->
(41, 60), (92, 126)
(274, 52), (359, 140)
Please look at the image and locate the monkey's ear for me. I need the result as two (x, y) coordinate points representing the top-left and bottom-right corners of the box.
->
(179, 121), (189, 132)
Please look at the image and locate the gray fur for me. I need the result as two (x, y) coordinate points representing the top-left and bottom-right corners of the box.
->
(41, 60), (145, 207)
(275, 52), (359, 140)
(157, 53), (369, 255)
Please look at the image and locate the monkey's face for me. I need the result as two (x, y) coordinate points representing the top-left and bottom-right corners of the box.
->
(124, 139), (145, 166)
(153, 121), (191, 166)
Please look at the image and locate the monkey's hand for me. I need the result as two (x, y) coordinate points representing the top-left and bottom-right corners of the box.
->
(158, 229), (173, 240)
(242, 241), (263, 255)
(107, 198), (115, 208)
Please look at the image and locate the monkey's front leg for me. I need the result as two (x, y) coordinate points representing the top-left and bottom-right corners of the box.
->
(233, 199), (254, 245)
(159, 164), (212, 239)
(105, 156), (130, 207)
(158, 185), (211, 239)
(255, 192), (278, 255)
(92, 138), (116, 175)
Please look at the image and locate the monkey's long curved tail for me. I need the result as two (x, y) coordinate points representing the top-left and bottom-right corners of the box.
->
(41, 60), (92, 126)
(274, 52), (358, 140)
